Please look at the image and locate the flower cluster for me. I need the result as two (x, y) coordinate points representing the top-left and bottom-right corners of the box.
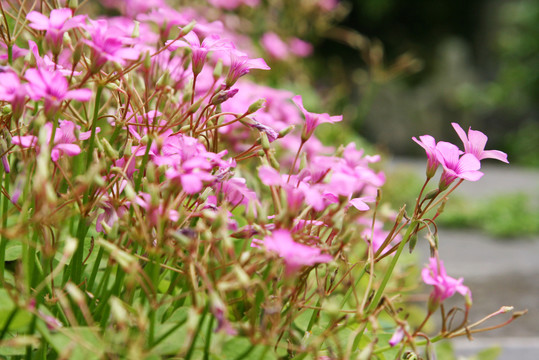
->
(0, 1), (519, 359)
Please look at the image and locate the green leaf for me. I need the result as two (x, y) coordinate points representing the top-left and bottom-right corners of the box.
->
(473, 346), (502, 360)
(0, 289), (32, 330)
(4, 242), (22, 261)
(435, 341), (456, 360)
(39, 324), (105, 360)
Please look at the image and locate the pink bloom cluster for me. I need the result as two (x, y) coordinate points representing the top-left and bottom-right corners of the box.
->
(413, 123), (508, 189)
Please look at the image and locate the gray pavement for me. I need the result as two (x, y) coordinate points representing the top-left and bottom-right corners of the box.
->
(389, 158), (539, 359)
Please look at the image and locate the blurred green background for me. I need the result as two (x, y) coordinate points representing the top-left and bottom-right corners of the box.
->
(313, 0), (539, 166)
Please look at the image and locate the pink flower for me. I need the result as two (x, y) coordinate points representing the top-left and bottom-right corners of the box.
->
(0, 43), (28, 61)
(83, 19), (140, 71)
(422, 257), (471, 309)
(214, 177), (258, 210)
(289, 38), (313, 58)
(208, 0), (259, 10)
(26, 8), (86, 53)
(167, 32), (233, 75)
(436, 141), (483, 190)
(95, 180), (130, 233)
(135, 192), (179, 227)
(292, 95), (342, 141)
(388, 326), (405, 347)
(225, 51), (270, 87)
(412, 135), (439, 178)
(28, 40), (80, 76)
(12, 120), (97, 162)
(24, 68), (92, 115)
(261, 229), (332, 275)
(0, 70), (26, 118)
(452, 122), (509, 163)
(261, 32), (289, 60)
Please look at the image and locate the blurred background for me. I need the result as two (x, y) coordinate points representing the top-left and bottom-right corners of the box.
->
(312, 0), (539, 166)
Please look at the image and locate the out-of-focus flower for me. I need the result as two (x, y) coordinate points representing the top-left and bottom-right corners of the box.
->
(261, 32), (289, 60)
(292, 95), (342, 141)
(261, 229), (332, 275)
(26, 8), (86, 53)
(0, 70), (26, 119)
(208, 0), (259, 10)
(422, 257), (471, 310)
(452, 122), (509, 163)
(167, 32), (233, 75)
(12, 120), (97, 162)
(388, 326), (405, 347)
(436, 141), (483, 190)
(289, 38), (313, 58)
(135, 192), (179, 227)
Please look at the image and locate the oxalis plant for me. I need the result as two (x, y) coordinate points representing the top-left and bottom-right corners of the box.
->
(0, 1), (525, 359)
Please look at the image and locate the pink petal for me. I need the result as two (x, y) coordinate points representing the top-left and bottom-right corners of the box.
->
(26, 11), (50, 30)
(258, 166), (283, 186)
(181, 174), (203, 194)
(482, 149), (509, 163)
(349, 198), (370, 211)
(457, 153), (481, 173)
(467, 129), (488, 153)
(12, 135), (38, 148)
(451, 122), (468, 147)
(54, 143), (81, 157)
(49, 8), (73, 29)
(65, 88), (93, 102)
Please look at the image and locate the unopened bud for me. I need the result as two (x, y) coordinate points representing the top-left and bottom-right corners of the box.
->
(156, 71), (171, 88)
(247, 99), (265, 114)
(64, 237), (78, 258)
(188, 98), (204, 114)
(211, 89), (238, 105)
(179, 21), (196, 37)
(408, 233), (418, 253)
(132, 21), (140, 38)
(143, 51), (151, 70)
(105, 82), (120, 91)
(423, 189), (439, 201)
(260, 132), (270, 151)
(67, 0), (78, 10)
(72, 42), (83, 65)
(101, 138), (118, 159)
(213, 59), (223, 80)
(2, 104), (12, 115)
(278, 125), (294, 138)
(65, 282), (85, 305)
(124, 182), (136, 201)
(268, 152), (280, 170)
(110, 297), (128, 326)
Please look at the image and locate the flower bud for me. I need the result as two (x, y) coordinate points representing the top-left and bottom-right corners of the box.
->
(179, 20), (197, 37)
(2, 104), (12, 115)
(247, 99), (265, 114)
(268, 152), (280, 170)
(278, 125), (294, 138)
(260, 132), (270, 151)
(101, 138), (118, 159)
(211, 89), (238, 105)
(213, 59), (223, 81)
(131, 21), (140, 38)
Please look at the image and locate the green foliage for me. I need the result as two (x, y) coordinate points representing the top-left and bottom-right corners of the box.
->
(439, 194), (539, 238)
